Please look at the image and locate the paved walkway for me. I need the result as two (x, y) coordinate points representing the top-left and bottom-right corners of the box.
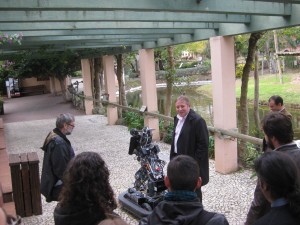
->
(1, 94), (257, 225)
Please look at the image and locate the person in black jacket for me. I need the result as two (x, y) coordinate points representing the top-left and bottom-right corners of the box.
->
(139, 155), (229, 225)
(253, 151), (300, 225)
(54, 152), (125, 225)
(170, 95), (209, 201)
(40, 113), (75, 202)
(245, 112), (300, 225)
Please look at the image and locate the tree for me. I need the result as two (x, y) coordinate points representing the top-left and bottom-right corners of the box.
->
(239, 32), (265, 165)
(253, 50), (260, 136)
(88, 57), (104, 114)
(6, 50), (81, 101)
(165, 46), (175, 118)
(115, 54), (128, 118)
(273, 30), (283, 84)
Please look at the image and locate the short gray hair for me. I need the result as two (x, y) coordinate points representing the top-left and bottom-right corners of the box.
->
(56, 113), (75, 129)
(176, 95), (190, 106)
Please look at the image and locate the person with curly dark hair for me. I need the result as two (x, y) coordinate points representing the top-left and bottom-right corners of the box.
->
(54, 151), (125, 225)
(253, 151), (300, 225)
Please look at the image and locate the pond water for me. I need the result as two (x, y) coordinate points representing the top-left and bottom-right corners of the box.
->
(126, 86), (300, 139)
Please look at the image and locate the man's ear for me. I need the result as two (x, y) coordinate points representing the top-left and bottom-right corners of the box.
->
(259, 179), (268, 192)
(195, 177), (202, 190)
(164, 176), (171, 190)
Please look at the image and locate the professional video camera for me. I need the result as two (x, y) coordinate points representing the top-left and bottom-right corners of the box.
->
(118, 127), (167, 218)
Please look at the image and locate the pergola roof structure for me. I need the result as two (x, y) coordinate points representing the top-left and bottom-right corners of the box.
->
(1, 0), (300, 59)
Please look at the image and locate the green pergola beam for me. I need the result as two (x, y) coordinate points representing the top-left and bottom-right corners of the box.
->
(0, 10), (251, 23)
(0, 21), (219, 30)
(0, 0), (299, 58)
(0, 0), (293, 15)
(4, 29), (195, 37)
(22, 34), (176, 42)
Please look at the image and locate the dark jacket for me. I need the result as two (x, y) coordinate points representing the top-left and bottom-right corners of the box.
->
(54, 204), (106, 225)
(139, 194), (228, 225)
(170, 109), (209, 185)
(245, 143), (300, 225)
(40, 128), (74, 202)
(253, 204), (300, 225)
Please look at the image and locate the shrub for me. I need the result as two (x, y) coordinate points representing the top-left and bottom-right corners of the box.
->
(162, 123), (174, 144)
(123, 111), (144, 130)
(208, 136), (215, 159)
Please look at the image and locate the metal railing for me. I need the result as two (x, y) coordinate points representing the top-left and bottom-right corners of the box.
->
(100, 99), (263, 146)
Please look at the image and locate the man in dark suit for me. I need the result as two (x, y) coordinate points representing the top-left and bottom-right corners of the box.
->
(170, 95), (209, 201)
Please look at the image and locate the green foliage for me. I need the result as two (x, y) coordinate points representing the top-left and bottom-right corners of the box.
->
(0, 32), (23, 46)
(208, 136), (215, 159)
(243, 142), (262, 168)
(235, 64), (244, 78)
(236, 63), (254, 78)
(4, 50), (81, 81)
(176, 61), (198, 69)
(235, 34), (251, 58)
(73, 71), (82, 78)
(123, 111), (144, 130)
(162, 123), (174, 144)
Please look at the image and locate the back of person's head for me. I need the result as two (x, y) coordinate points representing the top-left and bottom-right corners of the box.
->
(59, 151), (117, 212)
(268, 95), (283, 106)
(56, 113), (74, 129)
(98, 214), (129, 225)
(167, 155), (199, 191)
(255, 151), (300, 218)
(261, 112), (293, 145)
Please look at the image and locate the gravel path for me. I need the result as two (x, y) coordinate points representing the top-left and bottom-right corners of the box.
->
(4, 115), (256, 225)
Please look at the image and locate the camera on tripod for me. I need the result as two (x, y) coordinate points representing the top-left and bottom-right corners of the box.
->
(119, 127), (167, 218)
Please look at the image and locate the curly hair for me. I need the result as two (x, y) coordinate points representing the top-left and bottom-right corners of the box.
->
(58, 151), (117, 213)
(261, 112), (293, 145)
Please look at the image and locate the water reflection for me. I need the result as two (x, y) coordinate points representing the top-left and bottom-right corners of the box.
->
(126, 87), (300, 139)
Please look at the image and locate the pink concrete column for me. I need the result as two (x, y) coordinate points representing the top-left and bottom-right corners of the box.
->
(103, 55), (118, 125)
(210, 36), (238, 174)
(81, 59), (93, 115)
(138, 49), (160, 140)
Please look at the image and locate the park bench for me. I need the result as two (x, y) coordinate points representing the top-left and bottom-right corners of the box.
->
(0, 118), (42, 218)
(20, 85), (46, 96)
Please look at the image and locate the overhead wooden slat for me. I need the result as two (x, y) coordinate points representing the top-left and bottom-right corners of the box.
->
(0, 21), (219, 31)
(0, 11), (251, 23)
(0, 0), (299, 59)
(4, 29), (195, 37)
(0, 0), (292, 15)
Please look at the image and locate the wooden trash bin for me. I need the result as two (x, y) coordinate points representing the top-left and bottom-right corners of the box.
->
(9, 152), (42, 217)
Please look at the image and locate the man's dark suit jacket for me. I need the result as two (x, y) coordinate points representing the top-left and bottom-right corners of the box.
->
(170, 109), (209, 186)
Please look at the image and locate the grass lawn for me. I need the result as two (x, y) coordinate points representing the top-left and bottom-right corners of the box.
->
(197, 72), (300, 106)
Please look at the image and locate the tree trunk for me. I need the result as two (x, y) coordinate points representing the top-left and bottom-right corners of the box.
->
(239, 32), (264, 164)
(253, 51), (260, 137)
(50, 75), (57, 96)
(116, 54), (127, 118)
(265, 37), (270, 71)
(94, 57), (103, 109)
(162, 46), (175, 140)
(58, 77), (67, 102)
(165, 46), (175, 118)
(273, 30), (283, 84)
